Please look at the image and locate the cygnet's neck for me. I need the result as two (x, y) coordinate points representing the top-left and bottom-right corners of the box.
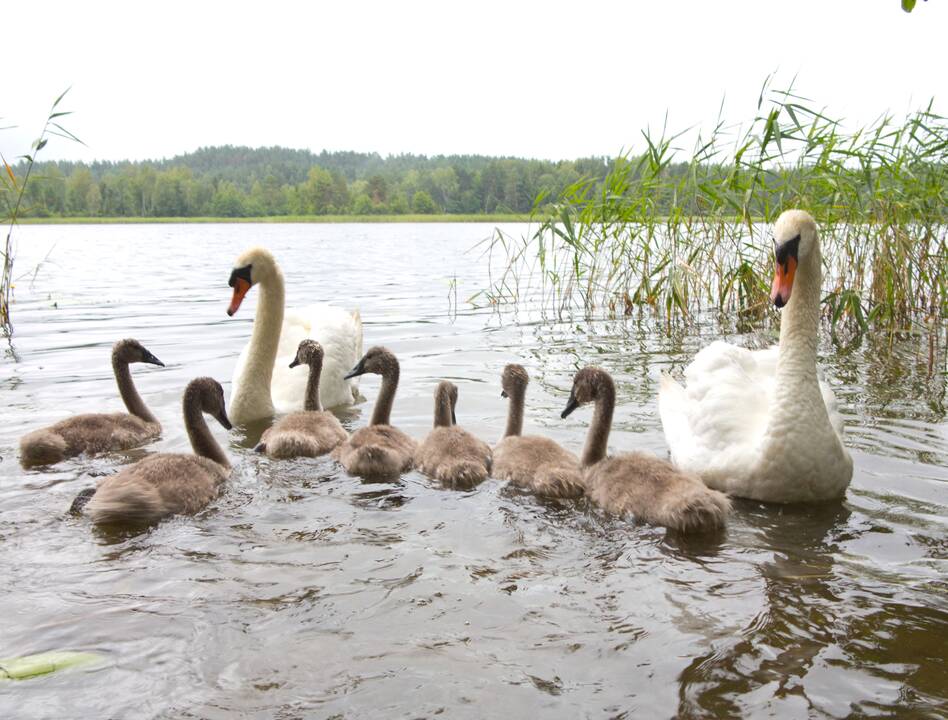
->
(581, 376), (614, 467)
(184, 399), (230, 469)
(371, 366), (399, 426)
(113, 355), (158, 425)
(503, 388), (525, 437)
(433, 390), (453, 428)
(304, 359), (323, 412)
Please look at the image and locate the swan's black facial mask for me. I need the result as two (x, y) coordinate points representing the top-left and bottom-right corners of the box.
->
(227, 264), (253, 316)
(775, 235), (800, 269)
(228, 264), (252, 288)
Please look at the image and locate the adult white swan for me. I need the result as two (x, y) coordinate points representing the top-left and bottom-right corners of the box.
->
(226, 247), (363, 424)
(659, 210), (852, 503)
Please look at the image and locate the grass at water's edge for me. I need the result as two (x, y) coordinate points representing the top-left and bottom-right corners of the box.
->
(18, 213), (534, 225)
(482, 80), (947, 339)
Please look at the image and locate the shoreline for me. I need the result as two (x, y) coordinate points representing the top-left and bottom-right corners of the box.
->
(17, 213), (534, 225)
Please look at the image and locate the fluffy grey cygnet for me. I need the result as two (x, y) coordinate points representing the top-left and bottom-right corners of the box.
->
(77, 377), (232, 525)
(20, 338), (164, 468)
(415, 380), (492, 490)
(256, 340), (348, 459)
(331, 346), (416, 479)
(563, 366), (730, 533)
(492, 364), (584, 499)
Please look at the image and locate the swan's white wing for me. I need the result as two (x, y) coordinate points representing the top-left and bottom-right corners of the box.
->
(270, 304), (363, 413)
(657, 373), (691, 460)
(659, 341), (776, 479)
(268, 311), (313, 413)
(312, 306), (363, 409)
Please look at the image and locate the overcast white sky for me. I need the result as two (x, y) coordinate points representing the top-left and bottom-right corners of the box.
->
(2, 0), (946, 163)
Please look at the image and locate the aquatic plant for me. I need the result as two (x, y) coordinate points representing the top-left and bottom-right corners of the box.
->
(479, 79), (947, 338)
(1, 89), (82, 335)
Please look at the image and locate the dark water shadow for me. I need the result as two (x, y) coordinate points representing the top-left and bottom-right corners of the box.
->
(661, 525), (729, 560)
(229, 417), (274, 450)
(87, 517), (164, 545)
(349, 482), (411, 510)
(675, 499), (858, 716)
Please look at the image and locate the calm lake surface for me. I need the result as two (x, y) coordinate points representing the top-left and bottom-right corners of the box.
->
(1, 223), (945, 719)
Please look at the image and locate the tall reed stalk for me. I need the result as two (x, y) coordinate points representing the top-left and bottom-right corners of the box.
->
(1, 89), (81, 336)
(480, 80), (947, 337)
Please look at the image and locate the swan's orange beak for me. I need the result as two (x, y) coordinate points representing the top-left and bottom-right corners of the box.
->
(770, 256), (796, 309)
(227, 278), (251, 316)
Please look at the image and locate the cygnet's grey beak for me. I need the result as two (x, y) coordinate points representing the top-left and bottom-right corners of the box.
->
(500, 390), (508, 399)
(560, 394), (579, 419)
(142, 349), (165, 367)
(344, 357), (367, 380)
(217, 409), (233, 431)
(289, 357), (301, 369)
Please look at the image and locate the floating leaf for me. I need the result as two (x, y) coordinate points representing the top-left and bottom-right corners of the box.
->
(0, 651), (103, 680)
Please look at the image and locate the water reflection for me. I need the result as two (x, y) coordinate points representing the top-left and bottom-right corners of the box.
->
(677, 502), (852, 716)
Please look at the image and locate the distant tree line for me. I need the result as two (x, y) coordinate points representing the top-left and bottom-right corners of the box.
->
(9, 146), (622, 217)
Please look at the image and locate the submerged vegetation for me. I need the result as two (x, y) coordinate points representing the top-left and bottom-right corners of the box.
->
(480, 80), (947, 340)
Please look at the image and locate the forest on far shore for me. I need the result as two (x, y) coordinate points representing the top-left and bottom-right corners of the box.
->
(11, 146), (619, 218)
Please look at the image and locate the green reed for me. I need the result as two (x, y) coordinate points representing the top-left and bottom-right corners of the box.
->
(480, 80), (947, 338)
(1, 89), (82, 336)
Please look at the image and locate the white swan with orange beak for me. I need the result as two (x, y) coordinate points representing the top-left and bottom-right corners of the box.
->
(226, 247), (363, 424)
(658, 210), (852, 503)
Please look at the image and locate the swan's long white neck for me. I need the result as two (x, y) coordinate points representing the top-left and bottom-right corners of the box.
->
(231, 266), (284, 421)
(771, 245), (826, 424)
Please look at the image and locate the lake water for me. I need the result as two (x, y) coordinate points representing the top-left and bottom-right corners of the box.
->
(1, 223), (945, 718)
